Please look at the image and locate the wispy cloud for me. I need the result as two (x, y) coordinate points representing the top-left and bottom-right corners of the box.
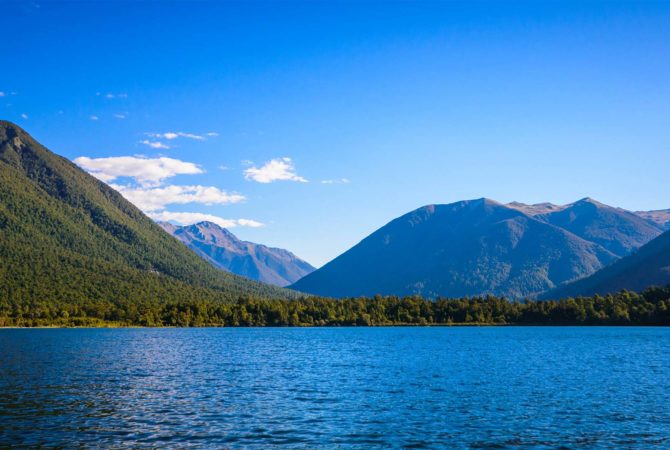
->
(114, 113), (126, 119)
(146, 131), (216, 141)
(20, 113), (28, 119)
(148, 211), (263, 229)
(139, 140), (170, 149)
(90, 115), (99, 121)
(321, 178), (351, 184)
(0, 92), (5, 97)
(111, 184), (245, 211)
(244, 157), (307, 183)
(97, 92), (128, 99)
(74, 155), (203, 187)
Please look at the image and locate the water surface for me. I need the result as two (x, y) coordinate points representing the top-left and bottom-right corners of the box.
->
(1, 327), (669, 448)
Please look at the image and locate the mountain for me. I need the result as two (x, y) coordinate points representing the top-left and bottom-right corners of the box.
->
(291, 199), (620, 299)
(532, 198), (663, 257)
(159, 221), (315, 286)
(635, 209), (670, 230)
(507, 201), (566, 216)
(0, 121), (296, 305)
(543, 229), (670, 298)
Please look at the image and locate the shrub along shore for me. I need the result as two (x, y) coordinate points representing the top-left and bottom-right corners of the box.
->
(1, 286), (669, 327)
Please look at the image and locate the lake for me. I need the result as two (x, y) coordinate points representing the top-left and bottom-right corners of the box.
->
(1, 327), (669, 448)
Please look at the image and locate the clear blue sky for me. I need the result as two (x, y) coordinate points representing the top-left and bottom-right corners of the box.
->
(3, 1), (670, 266)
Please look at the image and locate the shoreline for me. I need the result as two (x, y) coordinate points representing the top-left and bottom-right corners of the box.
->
(2, 323), (669, 329)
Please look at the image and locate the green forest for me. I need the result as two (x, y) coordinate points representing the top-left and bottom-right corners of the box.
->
(1, 286), (669, 327)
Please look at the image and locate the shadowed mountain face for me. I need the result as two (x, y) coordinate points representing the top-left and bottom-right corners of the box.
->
(0, 121), (296, 304)
(533, 198), (663, 257)
(544, 229), (670, 299)
(160, 221), (315, 287)
(291, 199), (623, 299)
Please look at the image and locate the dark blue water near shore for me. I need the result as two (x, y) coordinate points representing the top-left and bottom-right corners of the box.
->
(1, 327), (669, 448)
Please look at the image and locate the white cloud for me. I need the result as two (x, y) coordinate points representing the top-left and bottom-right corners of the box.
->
(20, 113), (28, 119)
(90, 115), (99, 121)
(75, 152), (262, 232)
(74, 156), (203, 187)
(114, 113), (126, 119)
(206, 132), (219, 137)
(147, 131), (209, 141)
(244, 157), (307, 183)
(148, 211), (263, 229)
(236, 218), (265, 227)
(139, 140), (170, 149)
(111, 184), (245, 211)
(321, 178), (351, 184)
(177, 132), (205, 140)
(103, 93), (128, 99)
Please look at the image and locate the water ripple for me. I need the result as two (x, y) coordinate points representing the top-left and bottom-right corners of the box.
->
(1, 327), (669, 448)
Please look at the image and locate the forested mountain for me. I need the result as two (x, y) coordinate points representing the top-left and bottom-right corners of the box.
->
(0, 121), (296, 305)
(291, 199), (622, 299)
(544, 229), (670, 299)
(160, 221), (314, 286)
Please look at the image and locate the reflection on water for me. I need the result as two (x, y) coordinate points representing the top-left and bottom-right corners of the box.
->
(1, 327), (669, 448)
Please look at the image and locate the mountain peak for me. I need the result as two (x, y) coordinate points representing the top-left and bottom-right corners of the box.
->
(572, 197), (605, 207)
(195, 220), (222, 229)
(535, 197), (663, 257)
(162, 222), (315, 287)
(0, 120), (22, 133)
(291, 197), (618, 299)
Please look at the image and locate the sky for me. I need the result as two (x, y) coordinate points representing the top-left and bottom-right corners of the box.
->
(2, 1), (670, 267)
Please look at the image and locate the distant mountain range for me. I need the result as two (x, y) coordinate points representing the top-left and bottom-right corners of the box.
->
(291, 198), (668, 299)
(159, 221), (314, 287)
(0, 121), (295, 304)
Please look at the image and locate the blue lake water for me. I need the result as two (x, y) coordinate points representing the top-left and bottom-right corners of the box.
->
(1, 327), (669, 448)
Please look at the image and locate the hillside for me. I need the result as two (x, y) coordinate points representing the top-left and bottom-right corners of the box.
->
(159, 221), (314, 286)
(543, 229), (670, 298)
(534, 198), (663, 257)
(0, 121), (296, 306)
(635, 209), (670, 230)
(291, 199), (619, 299)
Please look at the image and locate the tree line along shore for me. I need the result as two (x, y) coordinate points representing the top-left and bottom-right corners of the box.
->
(1, 286), (669, 327)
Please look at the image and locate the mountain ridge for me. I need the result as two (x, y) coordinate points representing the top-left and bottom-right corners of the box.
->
(291, 198), (627, 299)
(159, 221), (315, 286)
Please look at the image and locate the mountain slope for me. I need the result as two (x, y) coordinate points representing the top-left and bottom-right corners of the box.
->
(0, 121), (296, 304)
(543, 229), (670, 298)
(291, 199), (618, 299)
(534, 198), (663, 257)
(635, 209), (670, 230)
(159, 221), (314, 286)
